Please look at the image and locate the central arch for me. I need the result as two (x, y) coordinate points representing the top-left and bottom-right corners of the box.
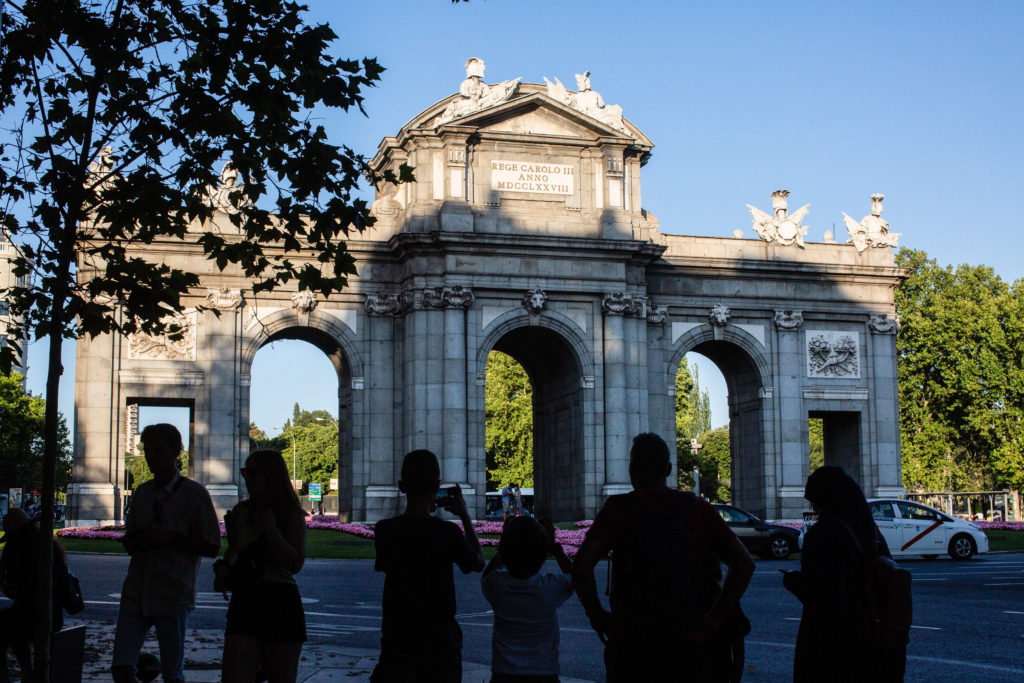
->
(476, 312), (592, 520)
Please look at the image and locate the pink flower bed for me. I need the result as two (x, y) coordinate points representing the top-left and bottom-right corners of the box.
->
(967, 520), (1024, 531)
(57, 515), (604, 557)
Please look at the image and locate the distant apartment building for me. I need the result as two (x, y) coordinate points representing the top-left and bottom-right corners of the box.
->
(0, 236), (29, 380)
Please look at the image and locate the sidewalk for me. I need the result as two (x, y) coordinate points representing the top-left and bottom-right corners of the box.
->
(66, 619), (595, 683)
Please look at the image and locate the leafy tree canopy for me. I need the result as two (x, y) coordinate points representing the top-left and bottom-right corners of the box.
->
(253, 406), (338, 494)
(485, 351), (533, 489)
(895, 247), (1024, 491)
(675, 358), (713, 489)
(0, 372), (71, 491)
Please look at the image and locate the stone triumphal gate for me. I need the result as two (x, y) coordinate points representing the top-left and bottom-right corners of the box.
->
(67, 61), (906, 526)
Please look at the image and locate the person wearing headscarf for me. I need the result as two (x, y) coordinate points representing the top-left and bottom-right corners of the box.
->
(783, 465), (887, 682)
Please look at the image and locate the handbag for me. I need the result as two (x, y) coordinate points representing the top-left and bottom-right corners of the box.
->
(64, 569), (85, 615)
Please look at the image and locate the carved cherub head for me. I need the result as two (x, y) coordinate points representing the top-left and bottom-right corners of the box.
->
(771, 190), (790, 218)
(870, 193), (884, 217)
(575, 71), (592, 92)
(465, 57), (485, 80)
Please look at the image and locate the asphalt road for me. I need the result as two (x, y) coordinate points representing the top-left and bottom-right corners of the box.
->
(26, 551), (1024, 682)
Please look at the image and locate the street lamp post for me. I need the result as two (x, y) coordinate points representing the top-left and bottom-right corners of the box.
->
(274, 426), (298, 487)
(690, 438), (703, 497)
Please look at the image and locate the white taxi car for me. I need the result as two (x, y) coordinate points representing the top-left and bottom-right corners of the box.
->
(867, 498), (989, 560)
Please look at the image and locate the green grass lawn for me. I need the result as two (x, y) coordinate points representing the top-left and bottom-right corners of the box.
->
(39, 528), (1024, 560)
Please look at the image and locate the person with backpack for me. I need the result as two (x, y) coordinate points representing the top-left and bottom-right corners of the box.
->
(573, 433), (755, 682)
(0, 508), (68, 683)
(782, 465), (907, 682)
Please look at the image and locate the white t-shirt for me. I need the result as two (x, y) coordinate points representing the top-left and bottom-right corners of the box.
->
(481, 569), (574, 675)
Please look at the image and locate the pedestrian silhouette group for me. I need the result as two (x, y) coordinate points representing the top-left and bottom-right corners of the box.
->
(0, 427), (909, 682)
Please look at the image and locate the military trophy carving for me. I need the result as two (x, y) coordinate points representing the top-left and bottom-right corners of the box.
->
(433, 58), (521, 128)
(843, 194), (899, 253)
(205, 162), (252, 215)
(773, 309), (803, 330)
(747, 190), (809, 248)
(544, 70), (627, 133)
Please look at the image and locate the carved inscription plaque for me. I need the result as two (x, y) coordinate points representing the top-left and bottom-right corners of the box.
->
(490, 160), (574, 195)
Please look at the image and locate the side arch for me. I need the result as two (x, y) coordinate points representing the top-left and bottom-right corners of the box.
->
(666, 322), (773, 516)
(477, 308), (595, 376)
(239, 306), (364, 521)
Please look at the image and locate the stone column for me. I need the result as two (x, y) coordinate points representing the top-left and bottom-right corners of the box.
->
(868, 315), (904, 498)
(202, 288), (245, 513)
(68, 331), (121, 527)
(601, 293), (634, 493)
(443, 304), (468, 484)
(772, 310), (807, 518)
(363, 293), (401, 521)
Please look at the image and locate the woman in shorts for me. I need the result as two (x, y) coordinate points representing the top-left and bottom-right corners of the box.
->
(216, 449), (308, 682)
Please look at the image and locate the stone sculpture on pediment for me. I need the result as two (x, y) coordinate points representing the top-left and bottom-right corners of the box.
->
(205, 287), (242, 310)
(747, 190), (810, 248)
(522, 288), (548, 314)
(773, 309), (803, 330)
(128, 312), (197, 361)
(86, 145), (117, 196)
(290, 290), (318, 313)
(868, 314), (900, 335)
(433, 58), (521, 128)
(543, 70), (627, 133)
(843, 194), (900, 253)
(365, 293), (401, 316)
(205, 162), (252, 216)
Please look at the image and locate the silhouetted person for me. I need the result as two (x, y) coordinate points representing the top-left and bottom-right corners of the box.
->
(482, 517), (573, 681)
(573, 433), (755, 682)
(0, 508), (67, 683)
(371, 450), (484, 682)
(112, 424), (220, 683)
(782, 465), (893, 682)
(216, 449), (308, 682)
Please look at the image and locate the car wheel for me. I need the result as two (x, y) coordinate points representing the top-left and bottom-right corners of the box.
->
(949, 534), (976, 560)
(768, 535), (794, 560)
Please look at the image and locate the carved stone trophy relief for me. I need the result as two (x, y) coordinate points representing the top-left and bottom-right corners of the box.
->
(806, 330), (860, 378)
(127, 311), (198, 361)
(433, 58), (521, 128)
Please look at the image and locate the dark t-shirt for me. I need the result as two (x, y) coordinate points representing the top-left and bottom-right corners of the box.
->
(586, 489), (736, 631)
(374, 514), (479, 637)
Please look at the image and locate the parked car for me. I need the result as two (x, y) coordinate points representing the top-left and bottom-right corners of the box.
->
(712, 503), (799, 559)
(868, 498), (989, 560)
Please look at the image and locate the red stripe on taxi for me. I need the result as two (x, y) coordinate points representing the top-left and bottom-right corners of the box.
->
(901, 520), (944, 551)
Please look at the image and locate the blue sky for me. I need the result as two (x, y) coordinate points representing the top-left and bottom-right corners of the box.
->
(24, 0), (1024, 439)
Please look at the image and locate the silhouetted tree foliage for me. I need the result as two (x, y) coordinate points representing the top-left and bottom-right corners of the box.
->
(0, 2), (410, 676)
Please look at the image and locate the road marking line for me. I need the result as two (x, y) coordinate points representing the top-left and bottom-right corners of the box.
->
(911, 578), (946, 581)
(984, 582), (1024, 586)
(906, 655), (1024, 675)
(910, 625), (941, 630)
(304, 611), (379, 619)
(784, 617), (801, 621)
(1005, 610), (1024, 615)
